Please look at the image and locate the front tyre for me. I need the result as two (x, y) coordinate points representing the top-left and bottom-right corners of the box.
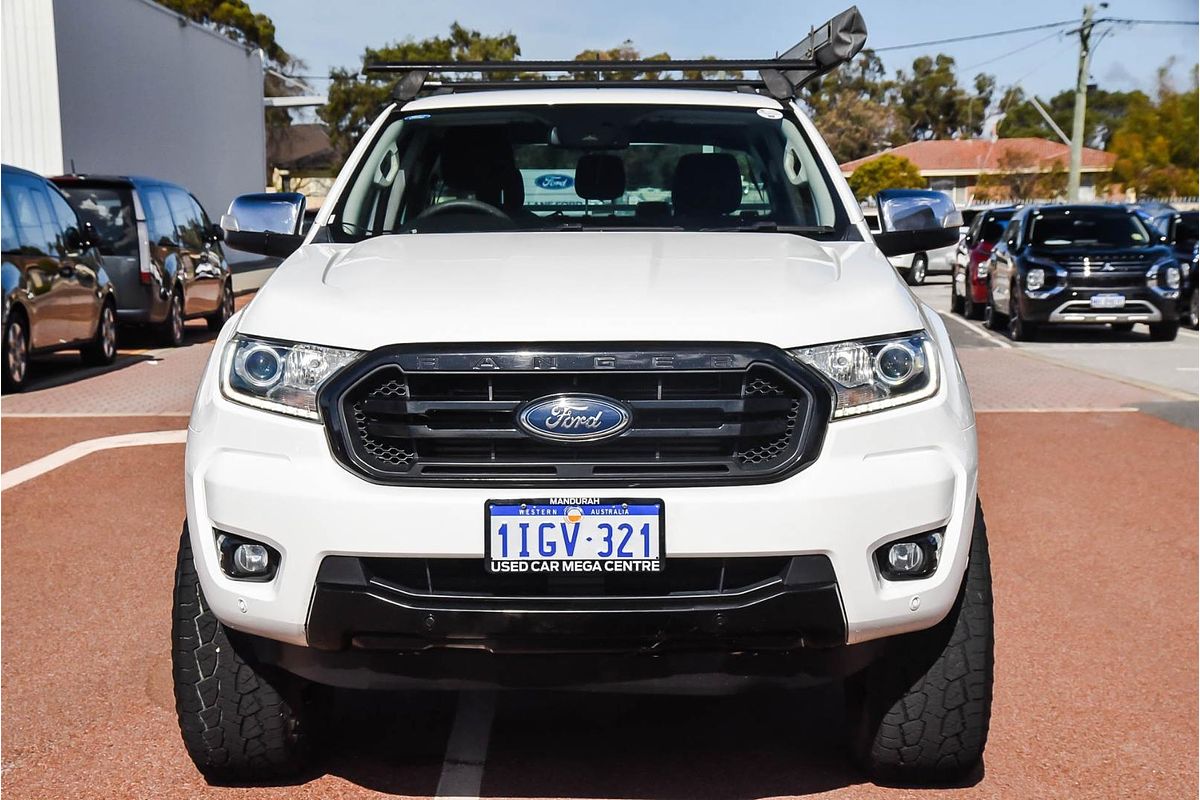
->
(848, 501), (994, 784)
(1186, 291), (1199, 329)
(172, 526), (313, 782)
(206, 281), (235, 332)
(2, 311), (30, 393)
(1007, 290), (1037, 341)
(949, 270), (964, 314)
(1149, 320), (1179, 341)
(904, 254), (928, 286)
(81, 301), (118, 366)
(159, 288), (185, 347)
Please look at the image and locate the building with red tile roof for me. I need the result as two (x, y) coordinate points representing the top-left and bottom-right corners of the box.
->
(840, 138), (1117, 204)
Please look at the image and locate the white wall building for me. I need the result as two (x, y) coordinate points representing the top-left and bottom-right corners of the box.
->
(2, 0), (265, 222)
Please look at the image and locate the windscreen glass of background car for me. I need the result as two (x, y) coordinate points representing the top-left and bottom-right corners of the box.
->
(1029, 210), (1151, 250)
(1176, 212), (1198, 249)
(327, 105), (848, 239)
(980, 211), (1014, 244)
(57, 186), (138, 257)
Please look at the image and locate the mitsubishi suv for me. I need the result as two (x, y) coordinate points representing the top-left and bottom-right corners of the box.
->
(174, 8), (993, 786)
(983, 203), (1182, 341)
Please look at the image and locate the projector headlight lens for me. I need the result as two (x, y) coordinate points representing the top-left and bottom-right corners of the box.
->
(222, 335), (362, 420)
(788, 331), (939, 418)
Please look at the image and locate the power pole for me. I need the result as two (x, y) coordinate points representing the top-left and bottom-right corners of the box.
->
(1067, 4), (1097, 201)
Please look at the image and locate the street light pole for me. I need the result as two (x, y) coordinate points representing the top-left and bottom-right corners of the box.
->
(1067, 4), (1097, 201)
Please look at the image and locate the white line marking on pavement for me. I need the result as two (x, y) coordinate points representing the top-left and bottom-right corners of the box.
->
(1177, 367), (1199, 371)
(937, 311), (1014, 349)
(976, 407), (1138, 414)
(1, 429), (186, 491)
(1, 412), (191, 418)
(435, 691), (497, 800)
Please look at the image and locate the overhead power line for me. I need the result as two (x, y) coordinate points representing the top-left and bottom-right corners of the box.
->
(875, 16), (1197, 54)
(874, 20), (1076, 52)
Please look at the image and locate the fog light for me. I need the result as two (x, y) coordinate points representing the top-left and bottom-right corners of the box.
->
(874, 530), (942, 581)
(234, 544), (270, 574)
(887, 542), (925, 573)
(216, 531), (279, 581)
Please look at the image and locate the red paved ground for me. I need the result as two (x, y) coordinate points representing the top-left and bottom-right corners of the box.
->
(1, 411), (1195, 799)
(1, 415), (186, 470)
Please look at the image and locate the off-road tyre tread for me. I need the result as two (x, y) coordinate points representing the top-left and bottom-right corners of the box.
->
(172, 527), (309, 782)
(850, 500), (994, 784)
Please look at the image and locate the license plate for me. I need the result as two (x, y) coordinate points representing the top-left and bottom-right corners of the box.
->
(485, 498), (664, 573)
(1090, 293), (1126, 309)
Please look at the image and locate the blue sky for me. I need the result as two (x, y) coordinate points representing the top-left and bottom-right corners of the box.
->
(256, 0), (1198, 102)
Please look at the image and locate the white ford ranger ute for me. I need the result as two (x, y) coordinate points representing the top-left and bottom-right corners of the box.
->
(174, 8), (993, 786)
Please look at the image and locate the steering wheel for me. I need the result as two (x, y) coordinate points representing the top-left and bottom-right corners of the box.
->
(412, 199), (511, 224)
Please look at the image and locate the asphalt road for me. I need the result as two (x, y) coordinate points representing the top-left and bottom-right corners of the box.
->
(1, 286), (1196, 799)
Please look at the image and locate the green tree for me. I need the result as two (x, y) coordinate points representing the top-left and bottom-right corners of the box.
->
(319, 23), (522, 156)
(156, 0), (288, 65)
(1110, 64), (1199, 197)
(997, 87), (1145, 149)
(893, 55), (994, 140)
(974, 149), (1068, 201)
(847, 154), (926, 200)
(803, 49), (902, 162)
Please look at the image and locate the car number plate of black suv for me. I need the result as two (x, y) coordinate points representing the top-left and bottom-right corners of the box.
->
(485, 499), (664, 573)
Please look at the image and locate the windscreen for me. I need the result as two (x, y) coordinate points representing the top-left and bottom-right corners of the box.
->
(1029, 210), (1151, 249)
(327, 104), (847, 239)
(1177, 212), (1198, 249)
(57, 185), (138, 257)
(980, 211), (1014, 244)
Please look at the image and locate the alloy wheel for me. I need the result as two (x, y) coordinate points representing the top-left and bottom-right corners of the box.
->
(171, 295), (184, 343)
(6, 319), (28, 386)
(101, 305), (117, 360)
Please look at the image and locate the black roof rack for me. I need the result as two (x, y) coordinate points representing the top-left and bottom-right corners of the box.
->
(365, 6), (866, 102)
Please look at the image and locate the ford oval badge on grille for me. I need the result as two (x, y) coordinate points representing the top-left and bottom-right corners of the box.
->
(517, 395), (631, 443)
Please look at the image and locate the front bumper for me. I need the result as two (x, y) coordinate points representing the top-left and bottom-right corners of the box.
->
(1018, 284), (1178, 324)
(186, 313), (978, 660)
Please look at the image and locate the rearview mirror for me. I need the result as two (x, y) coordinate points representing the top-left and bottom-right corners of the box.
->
(221, 192), (306, 258)
(872, 189), (962, 258)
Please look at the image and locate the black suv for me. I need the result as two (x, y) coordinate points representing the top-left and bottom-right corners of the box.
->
(984, 204), (1182, 341)
(1148, 209), (1198, 329)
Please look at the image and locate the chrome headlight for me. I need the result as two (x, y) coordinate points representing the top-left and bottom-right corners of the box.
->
(221, 335), (362, 420)
(1147, 258), (1182, 296)
(788, 331), (939, 419)
(1026, 267), (1045, 291)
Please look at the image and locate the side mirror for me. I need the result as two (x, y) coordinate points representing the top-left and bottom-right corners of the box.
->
(220, 192), (306, 258)
(872, 189), (962, 258)
(62, 226), (85, 255)
(80, 221), (103, 250)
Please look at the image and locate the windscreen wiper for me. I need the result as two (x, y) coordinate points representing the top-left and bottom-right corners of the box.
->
(700, 222), (836, 235)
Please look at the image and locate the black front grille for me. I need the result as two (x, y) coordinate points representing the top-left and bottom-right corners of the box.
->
(320, 345), (830, 486)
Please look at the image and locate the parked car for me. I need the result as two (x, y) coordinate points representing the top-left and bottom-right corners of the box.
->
(1148, 209), (1198, 329)
(174, 9), (994, 786)
(52, 175), (233, 346)
(950, 206), (1016, 319)
(984, 204), (1182, 341)
(864, 205), (957, 285)
(1, 164), (118, 391)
